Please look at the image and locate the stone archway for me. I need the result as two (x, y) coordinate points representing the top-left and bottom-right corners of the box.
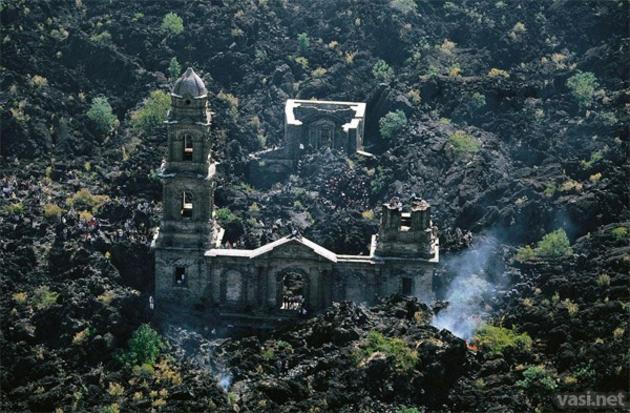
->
(276, 268), (309, 312)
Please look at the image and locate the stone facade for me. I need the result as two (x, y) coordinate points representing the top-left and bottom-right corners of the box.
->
(247, 99), (371, 187)
(153, 69), (439, 326)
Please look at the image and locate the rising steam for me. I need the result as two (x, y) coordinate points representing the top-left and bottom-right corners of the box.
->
(431, 234), (502, 340)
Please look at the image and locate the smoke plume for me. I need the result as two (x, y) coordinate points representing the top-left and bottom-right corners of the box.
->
(431, 234), (503, 340)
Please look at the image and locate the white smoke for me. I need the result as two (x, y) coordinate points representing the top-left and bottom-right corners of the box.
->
(431, 235), (501, 340)
(164, 325), (233, 392)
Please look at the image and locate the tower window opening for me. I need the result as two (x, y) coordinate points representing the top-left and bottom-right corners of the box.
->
(183, 135), (193, 161)
(174, 267), (186, 286)
(402, 277), (412, 296)
(181, 192), (193, 218)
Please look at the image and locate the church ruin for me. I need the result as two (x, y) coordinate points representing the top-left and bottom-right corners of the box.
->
(247, 99), (372, 187)
(153, 68), (439, 326)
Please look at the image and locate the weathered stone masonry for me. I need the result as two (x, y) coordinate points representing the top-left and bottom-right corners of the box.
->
(153, 68), (439, 324)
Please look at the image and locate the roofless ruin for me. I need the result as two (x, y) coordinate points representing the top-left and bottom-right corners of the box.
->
(152, 68), (439, 327)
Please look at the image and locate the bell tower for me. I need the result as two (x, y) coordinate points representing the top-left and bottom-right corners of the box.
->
(154, 68), (216, 305)
(155, 67), (215, 250)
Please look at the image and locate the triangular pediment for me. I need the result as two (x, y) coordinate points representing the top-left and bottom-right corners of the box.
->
(249, 236), (337, 262)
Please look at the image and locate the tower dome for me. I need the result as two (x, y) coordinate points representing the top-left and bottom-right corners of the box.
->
(172, 67), (207, 99)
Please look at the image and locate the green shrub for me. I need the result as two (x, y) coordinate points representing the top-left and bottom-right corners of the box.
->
(611, 226), (628, 240)
(168, 57), (181, 80)
(469, 92), (486, 110)
(396, 408), (421, 413)
(131, 90), (170, 132)
(390, 0), (417, 14)
(1, 202), (24, 216)
(449, 131), (480, 156)
(43, 203), (63, 219)
(89, 31), (112, 45)
(472, 325), (532, 354)
(31, 286), (60, 310)
(596, 273), (610, 287)
(297, 32), (309, 53)
(372, 59), (394, 82)
(566, 71), (598, 108)
(215, 208), (239, 225)
(87, 97), (119, 134)
(517, 365), (557, 392)
(66, 188), (109, 211)
(516, 229), (572, 261)
(353, 330), (418, 371)
(536, 229), (572, 257)
(161, 12), (184, 36)
(117, 324), (163, 367)
(379, 110), (407, 139)
(580, 150), (603, 169)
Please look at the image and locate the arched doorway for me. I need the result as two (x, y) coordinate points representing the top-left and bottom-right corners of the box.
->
(277, 269), (307, 312)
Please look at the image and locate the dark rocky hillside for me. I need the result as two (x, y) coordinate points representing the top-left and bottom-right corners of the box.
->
(1, 0), (628, 412)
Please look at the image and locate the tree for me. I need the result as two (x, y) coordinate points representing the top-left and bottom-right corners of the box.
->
(131, 90), (170, 132)
(161, 12), (184, 36)
(372, 59), (394, 82)
(379, 110), (407, 139)
(168, 57), (181, 80)
(297, 32), (310, 53)
(566, 71), (598, 108)
(87, 96), (119, 135)
(117, 324), (163, 367)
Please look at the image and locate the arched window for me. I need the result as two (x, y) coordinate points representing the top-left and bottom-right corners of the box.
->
(279, 270), (305, 311)
(181, 192), (193, 218)
(183, 134), (193, 161)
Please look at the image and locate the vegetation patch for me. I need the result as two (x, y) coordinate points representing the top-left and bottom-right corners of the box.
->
(516, 229), (573, 261)
(449, 131), (480, 156)
(353, 330), (418, 371)
(116, 324), (164, 368)
(472, 325), (532, 354)
(87, 97), (119, 135)
(131, 90), (170, 132)
(379, 110), (407, 140)
(566, 71), (598, 108)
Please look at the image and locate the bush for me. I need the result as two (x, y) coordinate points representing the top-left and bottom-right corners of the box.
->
(43, 203), (63, 219)
(353, 330), (418, 371)
(131, 90), (170, 132)
(379, 110), (407, 139)
(469, 92), (486, 110)
(396, 408), (422, 413)
(611, 226), (628, 240)
(536, 229), (572, 257)
(168, 57), (181, 80)
(1, 202), (24, 216)
(215, 208), (239, 225)
(517, 365), (557, 392)
(311, 67), (327, 78)
(516, 229), (572, 261)
(372, 59), (394, 82)
(161, 12), (184, 36)
(596, 273), (610, 287)
(472, 325), (532, 354)
(566, 71), (598, 108)
(449, 131), (480, 156)
(117, 324), (163, 367)
(31, 286), (59, 310)
(87, 97), (119, 134)
(66, 188), (109, 211)
(390, 0), (417, 14)
(297, 32), (309, 53)
(488, 68), (510, 78)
